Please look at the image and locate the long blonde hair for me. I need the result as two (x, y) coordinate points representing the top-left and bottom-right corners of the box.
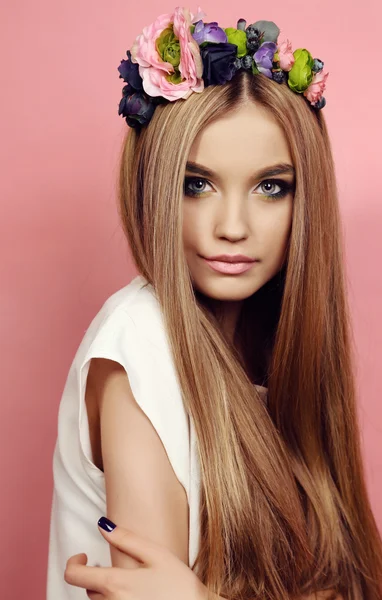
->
(117, 70), (382, 599)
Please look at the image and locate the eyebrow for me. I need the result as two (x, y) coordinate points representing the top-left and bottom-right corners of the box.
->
(185, 160), (295, 183)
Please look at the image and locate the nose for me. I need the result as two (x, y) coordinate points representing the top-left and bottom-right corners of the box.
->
(214, 195), (249, 242)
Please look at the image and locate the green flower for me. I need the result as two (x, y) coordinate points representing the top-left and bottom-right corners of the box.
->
(156, 26), (181, 68)
(287, 48), (314, 93)
(224, 27), (248, 57)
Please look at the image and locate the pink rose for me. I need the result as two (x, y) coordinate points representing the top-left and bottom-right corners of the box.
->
(130, 6), (206, 101)
(277, 39), (295, 71)
(303, 70), (329, 105)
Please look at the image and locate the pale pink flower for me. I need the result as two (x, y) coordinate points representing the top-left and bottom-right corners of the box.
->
(303, 70), (329, 105)
(130, 6), (206, 101)
(277, 39), (295, 71)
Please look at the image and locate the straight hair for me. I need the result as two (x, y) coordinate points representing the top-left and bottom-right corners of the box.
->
(117, 69), (382, 599)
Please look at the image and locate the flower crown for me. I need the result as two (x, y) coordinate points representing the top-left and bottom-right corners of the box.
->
(117, 6), (329, 129)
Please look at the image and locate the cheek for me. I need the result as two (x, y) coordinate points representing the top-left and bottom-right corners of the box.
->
(263, 203), (293, 258)
(182, 204), (205, 248)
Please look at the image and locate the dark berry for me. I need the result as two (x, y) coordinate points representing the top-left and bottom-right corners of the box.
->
(245, 25), (261, 53)
(272, 70), (287, 84)
(314, 96), (326, 110)
(312, 58), (324, 73)
(241, 55), (253, 70)
(233, 57), (242, 70)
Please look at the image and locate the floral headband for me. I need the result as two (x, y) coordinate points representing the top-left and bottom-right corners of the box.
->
(117, 6), (329, 129)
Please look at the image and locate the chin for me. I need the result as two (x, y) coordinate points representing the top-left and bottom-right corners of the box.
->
(191, 273), (263, 302)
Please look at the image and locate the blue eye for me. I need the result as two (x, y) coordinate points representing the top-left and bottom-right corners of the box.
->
(183, 177), (212, 197)
(258, 180), (294, 200)
(183, 177), (294, 200)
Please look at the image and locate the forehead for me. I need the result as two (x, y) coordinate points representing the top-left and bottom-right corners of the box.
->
(187, 103), (292, 176)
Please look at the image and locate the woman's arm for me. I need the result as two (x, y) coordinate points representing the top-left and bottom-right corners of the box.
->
(86, 357), (190, 569)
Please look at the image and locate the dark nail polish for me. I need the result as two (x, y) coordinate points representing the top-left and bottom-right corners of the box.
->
(98, 516), (116, 532)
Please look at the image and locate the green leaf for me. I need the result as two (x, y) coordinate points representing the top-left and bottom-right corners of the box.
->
(224, 27), (248, 57)
(251, 61), (260, 75)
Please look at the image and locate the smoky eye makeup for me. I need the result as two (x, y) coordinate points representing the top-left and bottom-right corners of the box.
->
(183, 176), (295, 200)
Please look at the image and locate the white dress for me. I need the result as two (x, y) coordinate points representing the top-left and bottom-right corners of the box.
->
(46, 274), (268, 599)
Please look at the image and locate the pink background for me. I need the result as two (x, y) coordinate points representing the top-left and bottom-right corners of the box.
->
(1, 1), (381, 597)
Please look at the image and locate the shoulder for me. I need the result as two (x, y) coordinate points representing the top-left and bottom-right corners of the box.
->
(77, 275), (163, 363)
(90, 275), (164, 346)
(76, 273), (180, 412)
(63, 274), (193, 523)
(96, 274), (156, 326)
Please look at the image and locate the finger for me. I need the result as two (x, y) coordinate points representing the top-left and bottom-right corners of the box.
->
(97, 516), (167, 566)
(66, 554), (88, 566)
(65, 561), (119, 594)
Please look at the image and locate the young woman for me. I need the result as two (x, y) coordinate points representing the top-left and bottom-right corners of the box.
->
(47, 8), (382, 600)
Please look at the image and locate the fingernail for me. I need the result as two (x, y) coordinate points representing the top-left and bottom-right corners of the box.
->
(98, 516), (116, 532)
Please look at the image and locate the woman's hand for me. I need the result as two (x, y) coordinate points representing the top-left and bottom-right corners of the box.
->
(64, 517), (209, 600)
(64, 517), (343, 600)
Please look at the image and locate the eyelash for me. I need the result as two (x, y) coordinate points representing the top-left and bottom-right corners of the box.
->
(183, 176), (294, 200)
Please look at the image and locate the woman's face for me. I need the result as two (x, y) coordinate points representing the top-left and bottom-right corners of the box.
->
(182, 102), (295, 303)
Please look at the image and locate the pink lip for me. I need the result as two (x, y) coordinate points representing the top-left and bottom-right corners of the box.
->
(202, 257), (258, 275)
(205, 254), (256, 263)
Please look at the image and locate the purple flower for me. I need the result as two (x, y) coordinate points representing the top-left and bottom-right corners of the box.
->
(117, 50), (143, 91)
(192, 20), (227, 45)
(117, 49), (158, 127)
(253, 41), (277, 78)
(200, 42), (238, 86)
(118, 90), (157, 128)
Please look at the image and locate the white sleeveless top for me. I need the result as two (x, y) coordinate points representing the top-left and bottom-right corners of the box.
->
(46, 274), (268, 599)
